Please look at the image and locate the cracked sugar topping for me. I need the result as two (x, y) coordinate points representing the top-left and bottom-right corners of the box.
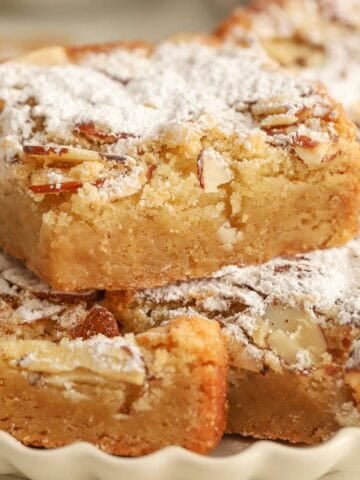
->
(138, 237), (360, 327)
(224, 0), (360, 119)
(0, 39), (336, 157)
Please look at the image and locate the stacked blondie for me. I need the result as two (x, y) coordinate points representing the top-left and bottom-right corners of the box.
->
(0, 0), (360, 455)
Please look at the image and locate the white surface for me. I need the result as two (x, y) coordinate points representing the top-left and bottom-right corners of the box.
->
(0, 429), (359, 480)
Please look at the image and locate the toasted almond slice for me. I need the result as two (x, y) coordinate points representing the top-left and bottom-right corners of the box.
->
(23, 145), (128, 165)
(23, 145), (104, 164)
(262, 304), (327, 367)
(74, 122), (137, 145)
(29, 178), (104, 195)
(0, 336), (145, 384)
(2, 266), (40, 289)
(146, 164), (157, 181)
(251, 98), (289, 117)
(294, 143), (330, 167)
(32, 289), (98, 304)
(261, 113), (298, 127)
(292, 134), (319, 148)
(197, 148), (234, 193)
(29, 181), (83, 194)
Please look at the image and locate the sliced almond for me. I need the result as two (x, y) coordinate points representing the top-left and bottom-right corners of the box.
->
(29, 178), (104, 195)
(217, 222), (243, 251)
(23, 145), (127, 165)
(197, 148), (234, 193)
(252, 98), (289, 117)
(294, 143), (330, 167)
(261, 113), (298, 128)
(29, 181), (83, 194)
(254, 304), (327, 368)
(2, 266), (40, 289)
(0, 336), (145, 384)
(73, 122), (136, 145)
(146, 164), (156, 181)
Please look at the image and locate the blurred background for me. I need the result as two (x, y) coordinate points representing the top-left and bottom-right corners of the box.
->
(0, 0), (245, 60)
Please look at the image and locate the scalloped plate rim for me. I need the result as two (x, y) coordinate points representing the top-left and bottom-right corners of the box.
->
(0, 428), (360, 480)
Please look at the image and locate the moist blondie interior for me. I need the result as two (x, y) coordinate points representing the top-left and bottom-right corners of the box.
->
(0, 38), (359, 290)
(217, 0), (360, 130)
(0, 252), (227, 455)
(106, 237), (360, 444)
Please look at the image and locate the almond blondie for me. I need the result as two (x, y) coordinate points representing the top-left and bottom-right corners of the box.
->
(0, 39), (359, 290)
(217, 0), (360, 130)
(0, 252), (227, 455)
(106, 238), (360, 444)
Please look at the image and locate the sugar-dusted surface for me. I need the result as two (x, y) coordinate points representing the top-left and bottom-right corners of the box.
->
(0, 39), (335, 156)
(0, 39), (359, 291)
(119, 237), (360, 380)
(217, 0), (360, 127)
(138, 237), (360, 327)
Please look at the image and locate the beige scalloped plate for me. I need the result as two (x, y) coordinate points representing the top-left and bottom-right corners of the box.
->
(0, 429), (359, 480)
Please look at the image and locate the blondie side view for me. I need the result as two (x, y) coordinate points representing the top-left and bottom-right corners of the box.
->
(106, 238), (360, 444)
(0, 252), (227, 455)
(0, 38), (359, 290)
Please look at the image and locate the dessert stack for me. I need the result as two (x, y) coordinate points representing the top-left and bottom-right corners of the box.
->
(0, 0), (360, 455)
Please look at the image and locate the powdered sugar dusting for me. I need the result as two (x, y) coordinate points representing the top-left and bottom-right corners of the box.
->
(139, 237), (360, 326)
(225, 0), (360, 122)
(0, 251), (145, 380)
(0, 39), (334, 159)
(134, 238), (360, 373)
(0, 251), (87, 324)
(14, 298), (64, 323)
(11, 334), (145, 384)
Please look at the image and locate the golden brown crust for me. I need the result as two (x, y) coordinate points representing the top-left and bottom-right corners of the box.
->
(0, 316), (227, 456)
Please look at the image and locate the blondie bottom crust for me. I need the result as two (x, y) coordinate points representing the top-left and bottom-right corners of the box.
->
(106, 238), (360, 444)
(0, 39), (359, 290)
(0, 253), (227, 455)
(217, 0), (360, 130)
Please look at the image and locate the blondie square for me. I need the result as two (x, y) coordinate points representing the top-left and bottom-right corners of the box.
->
(0, 38), (359, 290)
(0, 251), (227, 455)
(106, 238), (360, 444)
